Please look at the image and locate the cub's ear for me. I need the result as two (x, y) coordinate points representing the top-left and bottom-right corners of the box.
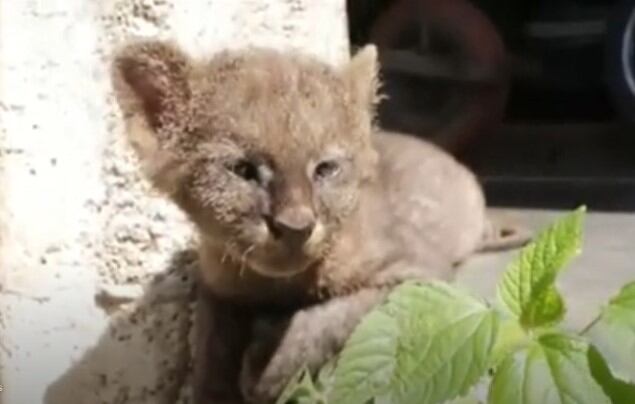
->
(111, 40), (192, 197)
(111, 40), (191, 130)
(341, 44), (381, 110)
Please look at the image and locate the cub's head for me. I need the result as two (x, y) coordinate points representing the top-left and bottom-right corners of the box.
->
(111, 40), (380, 278)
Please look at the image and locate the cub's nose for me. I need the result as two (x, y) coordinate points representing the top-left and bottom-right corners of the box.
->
(269, 206), (315, 246)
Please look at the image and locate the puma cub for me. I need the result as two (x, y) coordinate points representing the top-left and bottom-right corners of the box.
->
(111, 40), (528, 403)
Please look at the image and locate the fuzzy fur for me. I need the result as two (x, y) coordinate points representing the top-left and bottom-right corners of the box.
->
(111, 40), (529, 404)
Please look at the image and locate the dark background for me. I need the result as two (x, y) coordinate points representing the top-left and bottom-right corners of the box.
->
(346, 0), (635, 212)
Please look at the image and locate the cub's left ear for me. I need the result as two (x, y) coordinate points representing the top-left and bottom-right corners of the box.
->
(110, 40), (192, 197)
(341, 44), (381, 109)
(111, 40), (192, 131)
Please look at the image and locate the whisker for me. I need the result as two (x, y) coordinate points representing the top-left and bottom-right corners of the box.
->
(239, 244), (255, 277)
(220, 238), (234, 265)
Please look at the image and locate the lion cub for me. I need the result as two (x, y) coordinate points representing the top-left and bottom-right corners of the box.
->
(111, 40), (528, 403)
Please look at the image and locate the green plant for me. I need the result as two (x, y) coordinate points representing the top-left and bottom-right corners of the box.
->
(277, 206), (635, 404)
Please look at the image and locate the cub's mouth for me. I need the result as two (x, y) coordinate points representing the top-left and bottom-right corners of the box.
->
(248, 258), (313, 279)
(241, 220), (327, 279)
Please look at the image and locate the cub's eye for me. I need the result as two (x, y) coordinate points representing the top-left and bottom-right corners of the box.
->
(314, 160), (341, 181)
(229, 159), (260, 183)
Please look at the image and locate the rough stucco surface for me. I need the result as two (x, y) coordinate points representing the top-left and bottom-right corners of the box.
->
(0, 1), (349, 403)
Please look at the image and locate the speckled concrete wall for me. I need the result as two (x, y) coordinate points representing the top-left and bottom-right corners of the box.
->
(0, 1), (349, 402)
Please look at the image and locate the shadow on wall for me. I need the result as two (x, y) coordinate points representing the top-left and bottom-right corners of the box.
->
(44, 250), (198, 404)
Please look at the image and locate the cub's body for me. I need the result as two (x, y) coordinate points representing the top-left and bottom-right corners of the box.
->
(111, 42), (526, 404)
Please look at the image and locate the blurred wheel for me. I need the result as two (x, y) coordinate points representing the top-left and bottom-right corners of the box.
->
(368, 0), (509, 155)
(606, 0), (635, 123)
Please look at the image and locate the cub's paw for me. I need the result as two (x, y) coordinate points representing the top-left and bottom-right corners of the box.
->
(240, 317), (291, 403)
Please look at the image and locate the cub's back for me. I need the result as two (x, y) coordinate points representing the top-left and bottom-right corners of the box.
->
(373, 130), (487, 264)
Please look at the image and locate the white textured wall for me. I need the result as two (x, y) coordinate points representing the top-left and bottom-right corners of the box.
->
(0, 1), (349, 403)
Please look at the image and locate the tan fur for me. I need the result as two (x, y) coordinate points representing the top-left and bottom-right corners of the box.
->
(111, 40), (529, 404)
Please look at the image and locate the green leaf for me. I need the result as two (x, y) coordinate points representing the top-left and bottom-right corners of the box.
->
(586, 281), (635, 382)
(489, 333), (610, 404)
(315, 357), (337, 393)
(385, 283), (498, 404)
(588, 344), (635, 404)
(330, 281), (498, 404)
(276, 365), (322, 404)
(497, 206), (586, 329)
(489, 314), (529, 367)
(328, 305), (400, 404)
(522, 286), (566, 328)
(444, 395), (483, 404)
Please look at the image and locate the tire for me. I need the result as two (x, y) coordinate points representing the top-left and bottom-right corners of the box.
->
(368, 0), (508, 155)
(605, 0), (635, 123)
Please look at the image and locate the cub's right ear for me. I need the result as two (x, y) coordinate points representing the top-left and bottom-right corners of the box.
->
(110, 40), (192, 196)
(111, 40), (191, 130)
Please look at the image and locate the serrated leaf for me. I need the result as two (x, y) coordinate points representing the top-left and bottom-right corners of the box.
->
(315, 357), (337, 393)
(522, 286), (565, 328)
(586, 281), (635, 382)
(444, 395), (482, 404)
(330, 281), (498, 404)
(276, 365), (321, 404)
(328, 307), (400, 404)
(489, 314), (529, 367)
(588, 344), (635, 404)
(489, 333), (610, 404)
(497, 207), (586, 329)
(385, 282), (498, 404)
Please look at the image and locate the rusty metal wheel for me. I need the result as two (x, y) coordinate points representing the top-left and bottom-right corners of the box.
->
(368, 0), (509, 155)
(606, 0), (635, 125)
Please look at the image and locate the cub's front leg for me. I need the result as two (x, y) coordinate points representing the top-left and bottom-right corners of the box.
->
(240, 288), (389, 403)
(192, 288), (254, 404)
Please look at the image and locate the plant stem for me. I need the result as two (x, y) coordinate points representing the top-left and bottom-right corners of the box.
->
(579, 314), (601, 335)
